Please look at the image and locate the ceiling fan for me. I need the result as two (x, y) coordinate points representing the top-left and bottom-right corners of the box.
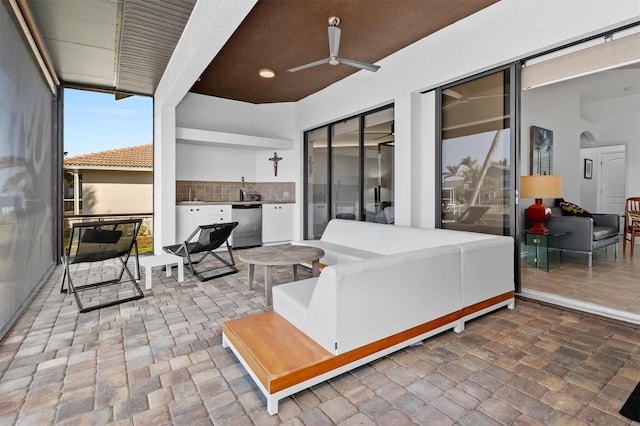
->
(443, 88), (507, 110)
(288, 17), (381, 73)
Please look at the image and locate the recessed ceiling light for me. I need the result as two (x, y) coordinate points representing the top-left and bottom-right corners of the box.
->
(259, 68), (276, 78)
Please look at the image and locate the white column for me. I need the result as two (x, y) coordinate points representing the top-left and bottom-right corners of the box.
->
(152, 0), (257, 253)
(73, 171), (80, 215)
(153, 106), (177, 253)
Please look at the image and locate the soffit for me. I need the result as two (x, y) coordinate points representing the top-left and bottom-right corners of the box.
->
(25, 0), (196, 96)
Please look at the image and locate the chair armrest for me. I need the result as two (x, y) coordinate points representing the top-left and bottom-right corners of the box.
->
(591, 213), (619, 228)
(545, 215), (594, 251)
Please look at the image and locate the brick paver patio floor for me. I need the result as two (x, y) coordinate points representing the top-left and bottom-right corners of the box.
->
(0, 251), (638, 425)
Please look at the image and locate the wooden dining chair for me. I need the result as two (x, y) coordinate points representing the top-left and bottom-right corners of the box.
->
(623, 197), (640, 256)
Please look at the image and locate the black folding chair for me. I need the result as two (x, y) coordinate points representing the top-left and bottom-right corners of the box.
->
(61, 219), (143, 312)
(163, 222), (239, 282)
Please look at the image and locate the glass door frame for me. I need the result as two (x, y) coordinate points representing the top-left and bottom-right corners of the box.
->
(435, 62), (522, 291)
(303, 103), (394, 240)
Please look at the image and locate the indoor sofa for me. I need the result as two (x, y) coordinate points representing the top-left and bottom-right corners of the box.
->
(526, 207), (619, 267)
(222, 220), (514, 415)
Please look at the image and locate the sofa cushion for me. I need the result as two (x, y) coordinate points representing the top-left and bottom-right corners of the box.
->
(295, 240), (378, 264)
(560, 201), (592, 217)
(272, 278), (317, 328)
(302, 246), (462, 354)
(592, 225), (618, 241)
(373, 225), (432, 254)
(320, 219), (385, 251)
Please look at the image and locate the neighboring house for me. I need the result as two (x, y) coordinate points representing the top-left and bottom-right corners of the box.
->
(64, 144), (152, 215)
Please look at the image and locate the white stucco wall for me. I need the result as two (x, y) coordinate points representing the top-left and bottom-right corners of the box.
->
(177, 93), (295, 139)
(175, 94), (298, 183)
(583, 94), (640, 196)
(521, 83), (598, 203)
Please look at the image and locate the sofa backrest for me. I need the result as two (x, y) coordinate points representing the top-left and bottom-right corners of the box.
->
(321, 219), (505, 256)
(305, 245), (462, 355)
(372, 225), (433, 254)
(320, 219), (386, 251)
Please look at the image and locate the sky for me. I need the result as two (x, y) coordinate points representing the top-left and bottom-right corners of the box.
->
(442, 130), (511, 172)
(63, 88), (153, 157)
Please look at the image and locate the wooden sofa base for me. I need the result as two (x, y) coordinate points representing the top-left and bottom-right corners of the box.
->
(222, 291), (514, 415)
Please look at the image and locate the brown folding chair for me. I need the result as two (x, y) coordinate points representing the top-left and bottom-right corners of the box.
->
(61, 219), (143, 312)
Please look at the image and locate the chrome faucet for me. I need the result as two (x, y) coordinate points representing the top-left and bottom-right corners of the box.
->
(188, 187), (192, 201)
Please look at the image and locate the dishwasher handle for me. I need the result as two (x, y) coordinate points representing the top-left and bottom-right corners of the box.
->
(232, 204), (261, 209)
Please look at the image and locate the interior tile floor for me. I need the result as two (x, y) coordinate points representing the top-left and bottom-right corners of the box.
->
(521, 241), (640, 318)
(0, 247), (639, 425)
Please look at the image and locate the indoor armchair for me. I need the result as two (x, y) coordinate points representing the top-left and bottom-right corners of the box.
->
(525, 206), (619, 267)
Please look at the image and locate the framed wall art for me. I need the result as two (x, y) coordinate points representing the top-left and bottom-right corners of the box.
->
(530, 126), (553, 175)
(584, 158), (593, 179)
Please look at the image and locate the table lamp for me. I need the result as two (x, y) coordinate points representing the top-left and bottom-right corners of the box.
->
(521, 175), (562, 234)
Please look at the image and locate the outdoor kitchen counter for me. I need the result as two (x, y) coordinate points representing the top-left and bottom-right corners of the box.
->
(177, 201), (295, 206)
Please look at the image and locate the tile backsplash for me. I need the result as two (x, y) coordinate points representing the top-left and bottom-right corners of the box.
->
(176, 180), (295, 203)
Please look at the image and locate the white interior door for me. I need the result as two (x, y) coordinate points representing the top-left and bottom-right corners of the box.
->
(599, 150), (626, 222)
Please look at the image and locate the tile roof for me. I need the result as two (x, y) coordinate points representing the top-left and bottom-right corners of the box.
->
(64, 144), (152, 169)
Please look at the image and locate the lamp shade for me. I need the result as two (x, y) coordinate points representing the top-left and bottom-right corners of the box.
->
(521, 175), (562, 199)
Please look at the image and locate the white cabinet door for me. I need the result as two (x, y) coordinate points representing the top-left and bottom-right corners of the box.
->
(208, 205), (233, 246)
(209, 205), (232, 224)
(176, 205), (199, 242)
(262, 204), (293, 243)
(176, 205), (232, 243)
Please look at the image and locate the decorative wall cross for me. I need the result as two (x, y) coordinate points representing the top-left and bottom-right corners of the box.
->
(269, 152), (282, 176)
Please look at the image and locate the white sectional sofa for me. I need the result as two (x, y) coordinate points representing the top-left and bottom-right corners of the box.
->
(223, 219), (514, 414)
(274, 245), (463, 355)
(279, 219), (515, 354)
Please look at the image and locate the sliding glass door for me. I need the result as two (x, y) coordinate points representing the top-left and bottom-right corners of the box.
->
(332, 117), (361, 221)
(364, 108), (394, 224)
(304, 105), (394, 239)
(305, 126), (329, 239)
(439, 68), (514, 236)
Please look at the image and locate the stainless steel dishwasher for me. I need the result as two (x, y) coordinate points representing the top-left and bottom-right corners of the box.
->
(231, 204), (262, 249)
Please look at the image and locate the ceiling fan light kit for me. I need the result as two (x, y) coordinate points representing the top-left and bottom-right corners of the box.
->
(288, 16), (380, 73)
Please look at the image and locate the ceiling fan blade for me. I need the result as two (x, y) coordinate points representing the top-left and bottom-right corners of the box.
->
(339, 58), (380, 72)
(287, 58), (330, 73)
(467, 94), (507, 101)
(443, 100), (461, 110)
(443, 89), (464, 99)
(328, 25), (340, 57)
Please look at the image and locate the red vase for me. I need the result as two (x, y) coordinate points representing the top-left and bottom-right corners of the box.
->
(526, 199), (551, 234)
